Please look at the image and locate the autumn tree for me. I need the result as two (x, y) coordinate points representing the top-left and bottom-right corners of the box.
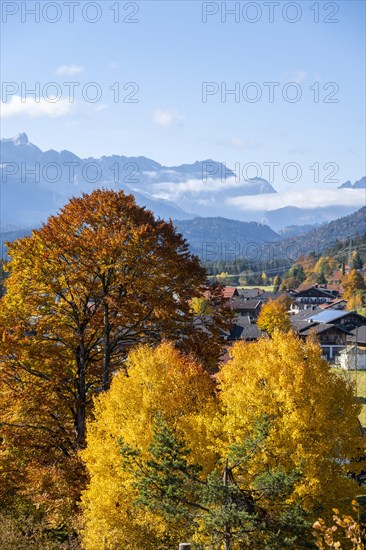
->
(80, 342), (217, 549)
(81, 342), (313, 549)
(0, 260), (8, 297)
(297, 253), (317, 275)
(314, 256), (337, 283)
(0, 189), (219, 524)
(273, 275), (281, 293)
(347, 294), (366, 315)
(81, 335), (364, 548)
(343, 270), (366, 299)
(257, 295), (291, 336)
(217, 272), (236, 286)
(191, 296), (213, 316)
(217, 332), (364, 517)
(282, 264), (306, 289)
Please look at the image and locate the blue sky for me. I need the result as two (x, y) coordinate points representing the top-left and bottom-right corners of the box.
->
(1, 0), (365, 196)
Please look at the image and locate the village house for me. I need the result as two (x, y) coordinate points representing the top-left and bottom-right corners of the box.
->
(290, 285), (340, 313)
(328, 269), (344, 285)
(290, 309), (366, 361)
(298, 322), (351, 361)
(347, 325), (366, 349)
(237, 288), (264, 300)
(230, 299), (262, 321)
(227, 315), (265, 343)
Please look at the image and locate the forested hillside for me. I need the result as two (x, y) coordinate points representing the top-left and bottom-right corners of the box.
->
(174, 217), (280, 258)
(279, 206), (366, 256)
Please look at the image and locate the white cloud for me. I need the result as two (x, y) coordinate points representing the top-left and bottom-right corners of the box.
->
(56, 65), (84, 75)
(152, 108), (184, 127)
(152, 180), (365, 213)
(152, 176), (261, 201)
(226, 188), (366, 211)
(1, 96), (74, 118)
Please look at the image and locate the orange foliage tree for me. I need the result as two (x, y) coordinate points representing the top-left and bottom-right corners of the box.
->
(0, 189), (222, 524)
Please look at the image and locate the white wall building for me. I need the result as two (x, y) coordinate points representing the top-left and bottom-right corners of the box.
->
(338, 346), (366, 370)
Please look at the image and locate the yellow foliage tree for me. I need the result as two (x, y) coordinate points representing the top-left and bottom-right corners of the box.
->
(216, 332), (364, 515)
(343, 270), (366, 300)
(190, 296), (213, 315)
(81, 336), (365, 548)
(80, 342), (217, 549)
(261, 272), (268, 286)
(347, 294), (363, 311)
(257, 295), (291, 335)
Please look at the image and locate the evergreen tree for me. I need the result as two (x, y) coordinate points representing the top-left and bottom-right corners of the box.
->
(351, 251), (363, 270)
(119, 414), (313, 549)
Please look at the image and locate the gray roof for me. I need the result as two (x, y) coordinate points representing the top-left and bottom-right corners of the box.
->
(232, 299), (262, 310)
(348, 326), (366, 344)
(307, 310), (352, 324)
(291, 319), (318, 332)
(238, 288), (263, 299)
(229, 316), (264, 340)
(290, 308), (323, 321)
(233, 315), (252, 326)
(260, 291), (289, 302)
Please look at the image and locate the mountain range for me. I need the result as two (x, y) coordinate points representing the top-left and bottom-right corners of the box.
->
(174, 207), (366, 260)
(1, 134), (364, 231)
(338, 176), (366, 189)
(2, 206), (365, 264)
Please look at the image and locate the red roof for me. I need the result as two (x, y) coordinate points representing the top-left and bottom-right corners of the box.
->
(222, 286), (239, 299)
(203, 286), (239, 300)
(329, 270), (343, 282)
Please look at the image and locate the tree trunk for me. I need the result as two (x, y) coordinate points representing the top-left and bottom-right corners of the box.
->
(75, 341), (87, 448)
(223, 459), (231, 550)
(102, 300), (111, 391)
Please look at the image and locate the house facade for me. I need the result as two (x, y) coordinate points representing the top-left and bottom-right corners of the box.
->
(290, 285), (340, 313)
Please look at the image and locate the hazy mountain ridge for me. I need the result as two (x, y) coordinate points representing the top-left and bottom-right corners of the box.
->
(1, 134), (278, 226)
(264, 205), (360, 230)
(1, 134), (364, 230)
(338, 176), (366, 189)
(1, 134), (194, 225)
(278, 223), (322, 238)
